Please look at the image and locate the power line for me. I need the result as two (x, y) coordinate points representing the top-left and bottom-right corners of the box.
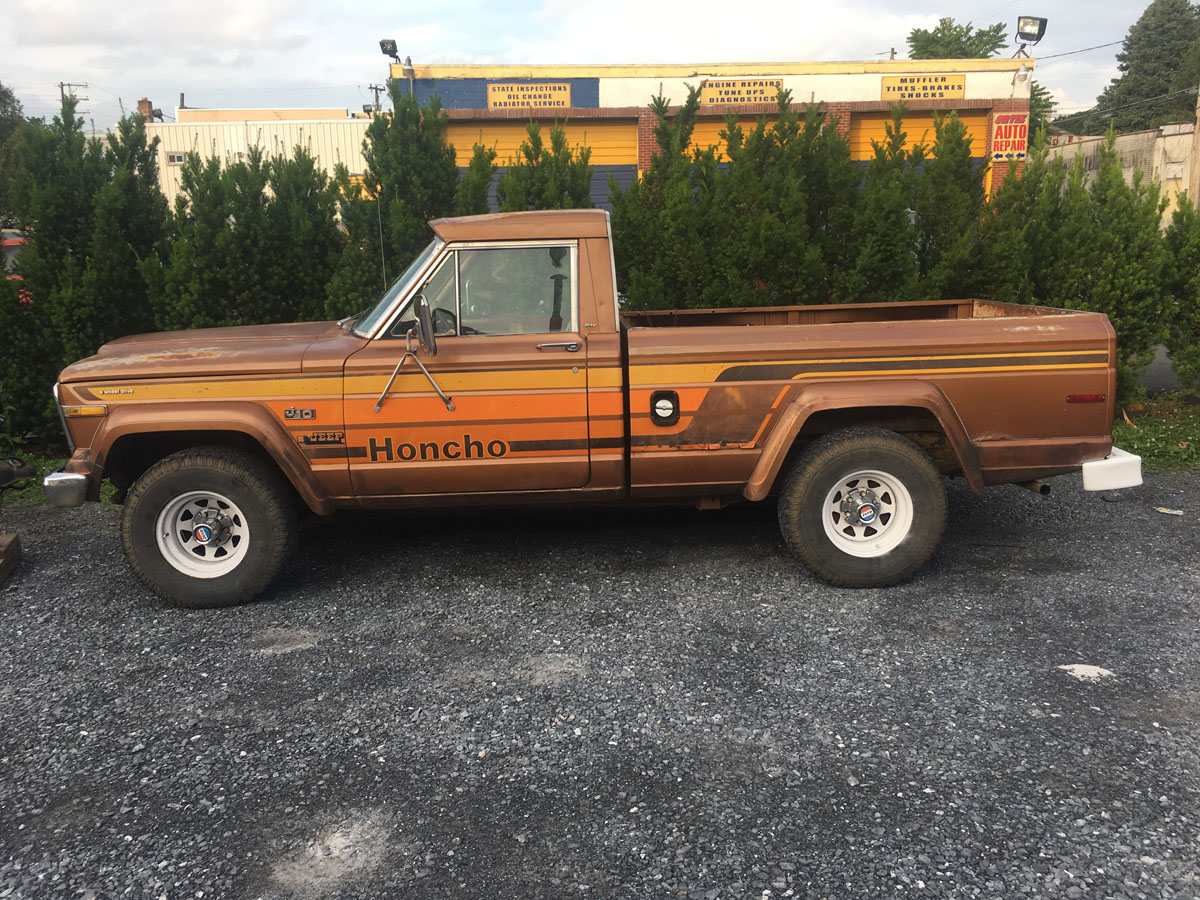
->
(57, 82), (89, 116)
(1053, 87), (1198, 124)
(1036, 39), (1123, 62)
(976, 0), (1019, 25)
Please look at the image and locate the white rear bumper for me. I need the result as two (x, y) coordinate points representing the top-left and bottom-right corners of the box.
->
(1082, 446), (1143, 491)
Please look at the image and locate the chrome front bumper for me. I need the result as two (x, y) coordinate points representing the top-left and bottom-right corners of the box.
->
(1081, 446), (1143, 491)
(43, 472), (88, 508)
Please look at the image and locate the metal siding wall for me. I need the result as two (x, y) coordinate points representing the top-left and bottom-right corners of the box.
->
(600, 165), (638, 207)
(466, 164), (639, 212)
(847, 111), (988, 160)
(445, 121), (637, 167)
(413, 78), (601, 109)
(149, 121), (370, 205)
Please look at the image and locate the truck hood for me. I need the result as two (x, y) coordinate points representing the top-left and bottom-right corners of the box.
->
(59, 321), (339, 383)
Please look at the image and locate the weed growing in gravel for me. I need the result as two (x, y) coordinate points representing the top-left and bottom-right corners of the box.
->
(1113, 392), (1200, 472)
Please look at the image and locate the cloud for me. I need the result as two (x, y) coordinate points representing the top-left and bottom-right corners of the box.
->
(493, 0), (931, 64)
(0, 0), (1144, 133)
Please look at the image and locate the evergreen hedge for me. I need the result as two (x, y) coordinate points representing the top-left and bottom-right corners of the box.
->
(0, 91), (1194, 448)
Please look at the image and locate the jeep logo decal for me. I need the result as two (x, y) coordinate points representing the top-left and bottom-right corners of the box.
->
(367, 434), (508, 462)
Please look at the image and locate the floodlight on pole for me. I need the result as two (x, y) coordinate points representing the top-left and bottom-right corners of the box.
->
(379, 38), (400, 63)
(1012, 16), (1047, 57)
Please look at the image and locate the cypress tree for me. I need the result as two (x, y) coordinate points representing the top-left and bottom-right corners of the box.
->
(363, 84), (458, 268)
(261, 147), (341, 322)
(704, 90), (821, 308)
(153, 153), (233, 331)
(54, 115), (169, 362)
(1079, 133), (1167, 396)
(913, 112), (984, 299)
(970, 132), (1051, 305)
(609, 87), (719, 310)
(324, 166), (388, 321)
(0, 80), (24, 227)
(1163, 193), (1200, 390)
(326, 88), (458, 318)
(455, 143), (498, 215)
(0, 274), (47, 445)
(845, 105), (924, 302)
(796, 104), (859, 303)
(496, 122), (593, 211)
(5, 99), (170, 439)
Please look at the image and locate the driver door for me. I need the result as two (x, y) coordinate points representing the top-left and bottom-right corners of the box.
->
(343, 241), (590, 498)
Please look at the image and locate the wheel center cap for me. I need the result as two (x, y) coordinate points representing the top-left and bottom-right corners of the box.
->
(842, 488), (880, 526)
(191, 513), (230, 547)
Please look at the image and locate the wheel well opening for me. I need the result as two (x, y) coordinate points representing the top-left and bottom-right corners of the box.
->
(105, 431), (296, 503)
(777, 406), (961, 488)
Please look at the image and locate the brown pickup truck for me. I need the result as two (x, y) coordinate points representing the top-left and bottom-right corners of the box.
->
(44, 209), (1141, 608)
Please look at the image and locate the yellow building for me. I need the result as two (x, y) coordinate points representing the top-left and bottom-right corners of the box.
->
(140, 59), (1033, 209)
(392, 59), (1036, 203)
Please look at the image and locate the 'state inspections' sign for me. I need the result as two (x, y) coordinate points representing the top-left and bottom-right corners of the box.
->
(881, 75), (966, 101)
(700, 79), (783, 105)
(487, 83), (571, 109)
(992, 112), (1030, 160)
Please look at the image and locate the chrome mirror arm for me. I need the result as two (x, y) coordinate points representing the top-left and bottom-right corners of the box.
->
(373, 330), (455, 413)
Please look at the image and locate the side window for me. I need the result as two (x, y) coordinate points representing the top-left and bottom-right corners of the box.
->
(458, 246), (573, 335)
(389, 254), (456, 338)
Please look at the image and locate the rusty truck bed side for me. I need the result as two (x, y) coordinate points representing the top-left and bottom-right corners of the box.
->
(622, 301), (1115, 495)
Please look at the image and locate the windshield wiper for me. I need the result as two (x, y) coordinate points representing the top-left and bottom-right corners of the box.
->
(337, 309), (366, 331)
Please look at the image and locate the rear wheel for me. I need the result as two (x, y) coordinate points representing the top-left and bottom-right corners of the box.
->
(121, 447), (295, 608)
(777, 427), (946, 587)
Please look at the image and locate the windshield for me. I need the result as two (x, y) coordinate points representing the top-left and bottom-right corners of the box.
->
(350, 238), (444, 337)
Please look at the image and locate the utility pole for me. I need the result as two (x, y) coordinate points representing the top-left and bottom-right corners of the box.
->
(889, 47), (896, 60)
(57, 81), (89, 114)
(367, 83), (387, 113)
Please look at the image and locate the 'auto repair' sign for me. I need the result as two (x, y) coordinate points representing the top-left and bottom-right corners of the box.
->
(992, 113), (1029, 160)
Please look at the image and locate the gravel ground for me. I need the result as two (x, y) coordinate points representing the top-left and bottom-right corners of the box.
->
(1, 472), (1198, 900)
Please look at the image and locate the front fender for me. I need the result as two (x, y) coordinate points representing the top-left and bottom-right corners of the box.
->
(90, 401), (335, 514)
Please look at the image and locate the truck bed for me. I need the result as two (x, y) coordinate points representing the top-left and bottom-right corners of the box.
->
(621, 298), (1081, 329)
(620, 298), (1116, 494)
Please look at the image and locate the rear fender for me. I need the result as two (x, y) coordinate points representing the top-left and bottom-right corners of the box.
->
(743, 380), (982, 501)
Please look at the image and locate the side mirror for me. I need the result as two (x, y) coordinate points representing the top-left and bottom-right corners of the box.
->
(412, 294), (437, 356)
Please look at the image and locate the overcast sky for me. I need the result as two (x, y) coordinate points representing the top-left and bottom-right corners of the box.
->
(1, 0), (1139, 131)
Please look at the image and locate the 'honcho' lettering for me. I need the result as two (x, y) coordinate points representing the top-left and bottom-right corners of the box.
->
(368, 434), (508, 462)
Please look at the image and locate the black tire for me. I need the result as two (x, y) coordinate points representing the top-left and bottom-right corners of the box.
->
(121, 447), (295, 608)
(777, 427), (946, 588)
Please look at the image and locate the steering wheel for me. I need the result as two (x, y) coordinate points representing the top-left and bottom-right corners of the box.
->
(431, 306), (457, 336)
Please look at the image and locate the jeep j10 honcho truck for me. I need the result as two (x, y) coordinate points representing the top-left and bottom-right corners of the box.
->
(43, 209), (1141, 607)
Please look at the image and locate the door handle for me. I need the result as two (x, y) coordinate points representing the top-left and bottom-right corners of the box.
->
(537, 341), (580, 352)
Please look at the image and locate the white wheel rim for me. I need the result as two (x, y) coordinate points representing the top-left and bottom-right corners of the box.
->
(821, 469), (914, 559)
(154, 490), (250, 579)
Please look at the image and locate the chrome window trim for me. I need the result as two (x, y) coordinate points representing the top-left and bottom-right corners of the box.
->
(53, 383), (75, 452)
(359, 238), (446, 340)
(376, 238), (580, 339)
(376, 249), (456, 340)
(453, 249), (461, 325)
(605, 209), (621, 333)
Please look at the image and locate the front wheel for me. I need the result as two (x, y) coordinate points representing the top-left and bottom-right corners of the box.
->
(777, 427), (946, 588)
(121, 447), (295, 608)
